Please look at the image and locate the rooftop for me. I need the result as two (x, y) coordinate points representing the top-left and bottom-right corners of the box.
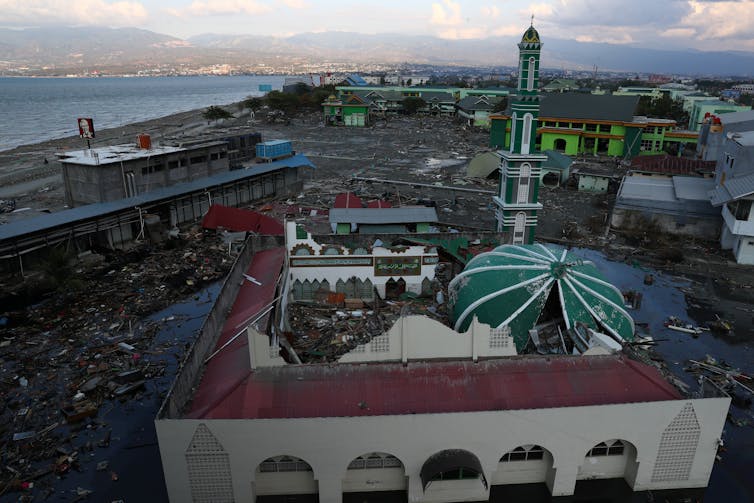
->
(57, 142), (225, 166)
(187, 354), (681, 420)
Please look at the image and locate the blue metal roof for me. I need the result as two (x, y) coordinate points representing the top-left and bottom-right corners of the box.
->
(0, 154), (315, 242)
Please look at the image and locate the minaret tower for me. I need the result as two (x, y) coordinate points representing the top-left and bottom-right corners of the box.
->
(493, 20), (546, 244)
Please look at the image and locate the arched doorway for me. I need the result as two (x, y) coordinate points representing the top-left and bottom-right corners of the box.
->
(385, 278), (406, 299)
(254, 455), (318, 502)
(490, 445), (555, 501)
(420, 449), (488, 503)
(554, 138), (567, 152)
(578, 439), (638, 483)
(342, 452), (407, 502)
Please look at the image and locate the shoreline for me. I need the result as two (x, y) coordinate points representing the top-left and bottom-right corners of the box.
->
(0, 100), (249, 213)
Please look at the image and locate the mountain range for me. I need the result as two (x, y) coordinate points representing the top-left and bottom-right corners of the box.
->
(1, 26), (752, 77)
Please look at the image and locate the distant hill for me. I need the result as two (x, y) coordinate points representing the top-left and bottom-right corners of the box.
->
(1, 26), (753, 77)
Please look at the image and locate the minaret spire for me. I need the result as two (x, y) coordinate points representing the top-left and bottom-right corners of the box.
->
(492, 23), (546, 245)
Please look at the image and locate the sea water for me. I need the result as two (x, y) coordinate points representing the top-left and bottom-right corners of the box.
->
(0, 75), (286, 151)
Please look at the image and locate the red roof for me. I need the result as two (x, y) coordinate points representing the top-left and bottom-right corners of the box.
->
(201, 204), (284, 234)
(188, 247), (285, 417)
(333, 192), (363, 209)
(367, 200), (392, 208)
(188, 354), (681, 420)
(630, 155), (715, 176)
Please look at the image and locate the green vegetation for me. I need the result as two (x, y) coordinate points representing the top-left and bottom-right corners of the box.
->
(260, 85), (338, 115)
(202, 105), (234, 123)
(402, 97), (426, 115)
(636, 94), (688, 124)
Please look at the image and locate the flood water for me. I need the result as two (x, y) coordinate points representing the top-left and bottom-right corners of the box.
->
(4, 247), (752, 502)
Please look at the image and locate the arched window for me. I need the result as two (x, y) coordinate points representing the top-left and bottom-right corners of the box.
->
(517, 163), (531, 204)
(522, 114), (533, 154)
(509, 113), (517, 152)
(527, 57), (535, 91)
(513, 212), (526, 244)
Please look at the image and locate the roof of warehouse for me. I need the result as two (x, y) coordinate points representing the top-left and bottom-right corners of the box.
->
(0, 154), (314, 242)
(329, 207), (438, 225)
(187, 354), (682, 420)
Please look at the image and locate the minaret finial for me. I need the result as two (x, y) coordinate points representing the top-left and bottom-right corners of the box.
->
(530, 14), (534, 27)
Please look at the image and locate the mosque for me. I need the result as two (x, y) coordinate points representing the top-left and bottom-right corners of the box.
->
(155, 24), (730, 503)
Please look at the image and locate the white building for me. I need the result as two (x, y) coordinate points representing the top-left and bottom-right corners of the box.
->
(156, 240), (730, 503)
(710, 131), (754, 264)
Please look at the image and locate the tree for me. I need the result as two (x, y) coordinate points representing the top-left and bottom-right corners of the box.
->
(203, 106), (233, 124)
(402, 97), (426, 115)
(243, 96), (264, 111)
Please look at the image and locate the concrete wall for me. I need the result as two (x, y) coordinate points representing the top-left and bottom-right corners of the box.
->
(338, 315), (516, 363)
(157, 234), (283, 419)
(611, 208), (720, 241)
(287, 222), (438, 298)
(156, 397), (729, 503)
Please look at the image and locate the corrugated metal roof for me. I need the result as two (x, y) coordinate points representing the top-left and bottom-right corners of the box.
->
(732, 131), (754, 146)
(187, 247), (285, 419)
(448, 244), (634, 350)
(187, 354), (681, 419)
(0, 154), (314, 242)
(719, 172), (754, 202)
(618, 176), (719, 217)
(329, 207), (438, 225)
(672, 176), (716, 201)
(630, 154), (716, 176)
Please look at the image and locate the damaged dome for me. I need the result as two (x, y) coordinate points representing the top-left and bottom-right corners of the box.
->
(448, 244), (634, 351)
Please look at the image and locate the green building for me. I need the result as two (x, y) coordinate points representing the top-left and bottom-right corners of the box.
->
(493, 23), (546, 244)
(322, 94), (370, 126)
(489, 93), (698, 158)
(688, 100), (751, 131)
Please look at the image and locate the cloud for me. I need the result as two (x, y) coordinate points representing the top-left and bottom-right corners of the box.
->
(430, 0), (463, 26)
(166, 0), (272, 17)
(0, 0), (148, 26)
(681, 0), (754, 40)
(280, 0), (307, 8)
(546, 0), (690, 27)
(481, 5), (500, 19)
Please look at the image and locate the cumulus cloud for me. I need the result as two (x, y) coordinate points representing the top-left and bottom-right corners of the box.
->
(0, 0), (148, 26)
(681, 0), (754, 40)
(430, 0), (463, 26)
(165, 0), (272, 17)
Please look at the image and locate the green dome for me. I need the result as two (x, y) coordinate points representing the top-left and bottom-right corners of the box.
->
(448, 244), (634, 351)
(521, 26), (540, 43)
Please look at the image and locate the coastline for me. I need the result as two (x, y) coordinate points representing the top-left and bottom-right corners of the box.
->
(0, 101), (248, 212)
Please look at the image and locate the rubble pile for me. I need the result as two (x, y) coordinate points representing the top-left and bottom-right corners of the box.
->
(286, 262), (452, 363)
(0, 229), (235, 498)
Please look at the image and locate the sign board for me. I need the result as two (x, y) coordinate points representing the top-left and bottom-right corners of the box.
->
(77, 118), (95, 139)
(374, 256), (421, 276)
(290, 257), (373, 268)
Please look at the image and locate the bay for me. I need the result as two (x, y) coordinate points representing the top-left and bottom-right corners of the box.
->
(0, 75), (287, 152)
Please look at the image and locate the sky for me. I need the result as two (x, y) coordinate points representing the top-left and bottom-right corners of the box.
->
(1, 0), (754, 51)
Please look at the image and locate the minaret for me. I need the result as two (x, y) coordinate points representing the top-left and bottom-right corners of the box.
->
(493, 20), (546, 244)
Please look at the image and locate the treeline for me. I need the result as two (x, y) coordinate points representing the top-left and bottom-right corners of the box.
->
(244, 84), (338, 115)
